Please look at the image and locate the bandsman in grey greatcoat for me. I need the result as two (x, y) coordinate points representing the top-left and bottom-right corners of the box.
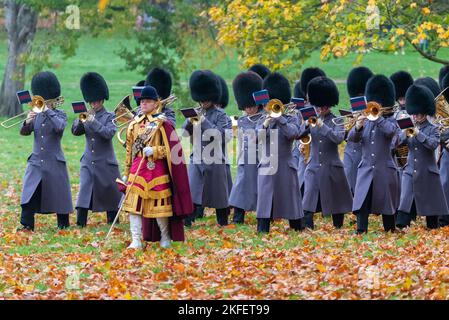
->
(72, 72), (122, 227)
(344, 67), (373, 194)
(182, 70), (233, 227)
(292, 67), (327, 197)
(301, 76), (353, 229)
(396, 84), (449, 229)
(348, 75), (400, 233)
(256, 72), (306, 233)
(18, 71), (73, 231)
(228, 71), (264, 224)
(437, 74), (449, 227)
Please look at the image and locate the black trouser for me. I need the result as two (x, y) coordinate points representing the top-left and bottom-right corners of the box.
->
(184, 204), (203, 227)
(20, 183), (70, 230)
(232, 207), (245, 224)
(304, 211), (345, 230)
(76, 208), (119, 227)
(396, 202), (439, 229)
(257, 203), (304, 233)
(184, 204), (229, 227)
(356, 183), (395, 233)
(303, 193), (345, 230)
(440, 214), (449, 227)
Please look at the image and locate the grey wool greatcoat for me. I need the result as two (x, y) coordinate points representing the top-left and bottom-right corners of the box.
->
(348, 116), (400, 215)
(301, 113), (353, 215)
(291, 113), (306, 192)
(439, 128), (449, 209)
(71, 107), (122, 212)
(343, 139), (362, 193)
(182, 106), (232, 209)
(228, 114), (262, 211)
(256, 114), (304, 220)
(20, 109), (73, 214)
(398, 120), (449, 216)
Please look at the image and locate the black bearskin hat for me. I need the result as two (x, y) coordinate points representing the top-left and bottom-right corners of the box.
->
(145, 67), (172, 100)
(439, 66), (449, 89)
(347, 67), (373, 98)
(31, 71), (61, 100)
(189, 70), (221, 103)
(390, 71), (414, 100)
(443, 74), (449, 101)
(80, 72), (109, 103)
(365, 75), (396, 108)
(300, 67), (326, 96)
(232, 72), (263, 110)
(405, 84), (435, 116)
(293, 81), (305, 99)
(262, 72), (291, 105)
(216, 75), (229, 108)
(248, 64), (271, 80)
(308, 76), (339, 107)
(414, 77), (440, 98)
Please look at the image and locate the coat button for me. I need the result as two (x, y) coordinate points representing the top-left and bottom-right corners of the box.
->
(41, 147), (44, 151)
(41, 136), (44, 139)
(371, 141), (374, 145)
(91, 138), (95, 142)
(42, 124), (45, 127)
(371, 153), (375, 157)
(92, 150), (95, 153)
(372, 165), (375, 169)
(92, 161), (95, 165)
(414, 170), (417, 173)
(41, 160), (44, 163)
(415, 148), (418, 151)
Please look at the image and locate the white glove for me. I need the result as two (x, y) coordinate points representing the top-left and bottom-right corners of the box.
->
(43, 106), (49, 112)
(143, 146), (154, 157)
(445, 139), (449, 150)
(317, 118), (324, 127)
(26, 111), (37, 124)
(156, 114), (167, 122)
(355, 115), (367, 130)
(122, 176), (128, 183)
(86, 113), (95, 122)
(263, 117), (272, 128)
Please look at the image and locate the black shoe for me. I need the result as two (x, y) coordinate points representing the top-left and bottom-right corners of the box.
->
(184, 215), (194, 227)
(356, 229), (367, 235)
(232, 210), (245, 224)
(107, 212), (119, 224)
(216, 212), (229, 226)
(17, 225), (34, 232)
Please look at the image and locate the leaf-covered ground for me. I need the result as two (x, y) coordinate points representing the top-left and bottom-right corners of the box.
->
(2, 178), (449, 300)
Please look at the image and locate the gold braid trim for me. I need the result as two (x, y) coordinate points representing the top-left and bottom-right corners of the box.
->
(160, 125), (173, 177)
(127, 174), (171, 199)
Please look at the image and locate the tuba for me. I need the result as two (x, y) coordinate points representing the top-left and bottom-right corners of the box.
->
(1, 95), (48, 129)
(112, 95), (135, 128)
(434, 87), (449, 132)
(113, 95), (135, 145)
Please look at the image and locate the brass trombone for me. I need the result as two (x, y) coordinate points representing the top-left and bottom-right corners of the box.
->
(0, 96), (58, 129)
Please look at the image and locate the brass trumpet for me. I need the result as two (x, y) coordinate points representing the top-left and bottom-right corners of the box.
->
(405, 127), (418, 138)
(265, 99), (296, 118)
(1, 95), (46, 129)
(79, 109), (95, 123)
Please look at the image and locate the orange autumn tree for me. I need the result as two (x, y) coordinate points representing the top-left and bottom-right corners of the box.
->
(208, 0), (449, 74)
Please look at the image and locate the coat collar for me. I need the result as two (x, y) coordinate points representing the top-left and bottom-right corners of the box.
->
(95, 107), (106, 117)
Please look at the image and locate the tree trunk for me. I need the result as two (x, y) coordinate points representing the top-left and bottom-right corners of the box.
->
(0, 1), (38, 117)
